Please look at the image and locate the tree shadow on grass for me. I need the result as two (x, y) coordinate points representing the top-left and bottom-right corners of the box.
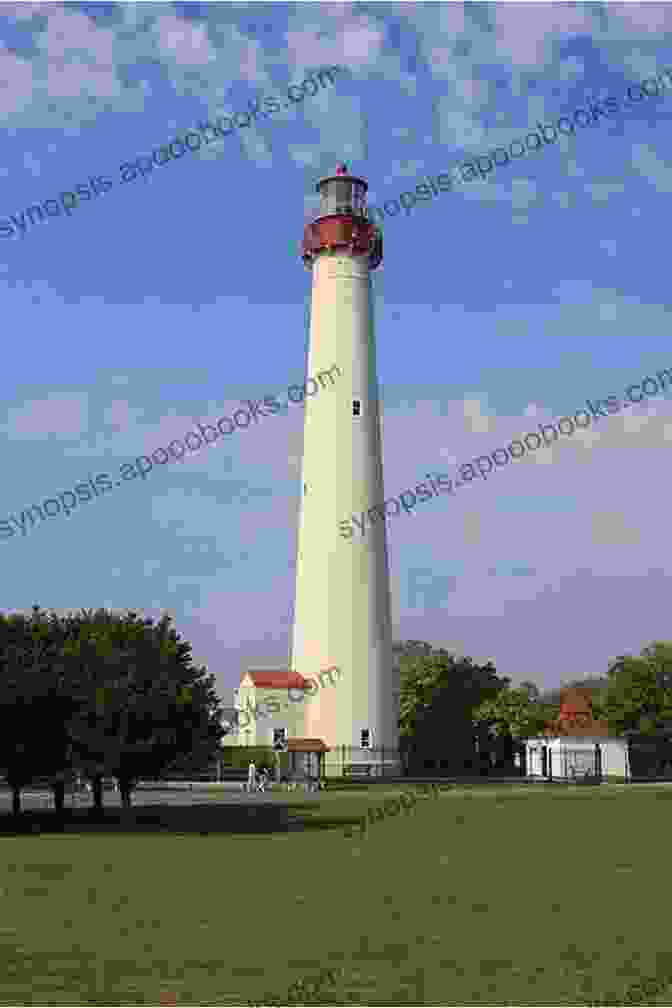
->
(250, 799), (361, 834)
(0, 802), (304, 836)
(282, 790), (441, 835)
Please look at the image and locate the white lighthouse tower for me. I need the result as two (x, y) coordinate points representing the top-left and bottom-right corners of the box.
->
(290, 163), (400, 775)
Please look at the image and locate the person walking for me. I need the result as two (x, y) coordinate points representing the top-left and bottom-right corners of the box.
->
(247, 761), (257, 793)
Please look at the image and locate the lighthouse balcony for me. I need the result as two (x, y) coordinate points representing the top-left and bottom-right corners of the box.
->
(301, 215), (382, 270)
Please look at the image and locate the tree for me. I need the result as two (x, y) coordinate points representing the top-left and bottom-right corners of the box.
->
(0, 607), (79, 816)
(603, 642), (672, 736)
(0, 606), (225, 816)
(26, 609), (83, 814)
(61, 609), (225, 810)
(472, 685), (551, 740)
(471, 681), (563, 771)
(396, 641), (508, 774)
(0, 610), (45, 815)
(538, 676), (609, 709)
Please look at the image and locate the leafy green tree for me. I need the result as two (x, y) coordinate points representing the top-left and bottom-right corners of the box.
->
(0, 610), (46, 814)
(603, 642), (672, 736)
(471, 682), (561, 770)
(0, 607), (79, 815)
(0, 606), (225, 815)
(538, 676), (609, 709)
(472, 685), (551, 740)
(61, 609), (225, 809)
(26, 609), (82, 813)
(396, 641), (507, 773)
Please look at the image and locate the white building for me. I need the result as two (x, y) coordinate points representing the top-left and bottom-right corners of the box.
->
(231, 667), (339, 747)
(525, 736), (630, 780)
(224, 667), (336, 781)
(525, 687), (630, 780)
(290, 163), (400, 772)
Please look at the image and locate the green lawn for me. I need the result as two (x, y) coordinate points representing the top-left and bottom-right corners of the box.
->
(1, 783), (672, 1004)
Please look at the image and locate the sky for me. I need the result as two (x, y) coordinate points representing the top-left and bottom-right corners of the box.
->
(1, 0), (671, 705)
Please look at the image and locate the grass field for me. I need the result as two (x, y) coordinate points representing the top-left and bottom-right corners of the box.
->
(1, 783), (671, 1005)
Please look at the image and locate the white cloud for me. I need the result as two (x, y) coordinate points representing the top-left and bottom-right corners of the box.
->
(103, 400), (147, 434)
(153, 13), (217, 66)
(2, 396), (88, 441)
(37, 7), (120, 101)
(286, 14), (385, 74)
(0, 42), (33, 117)
(492, 4), (595, 68)
(608, 2), (672, 35)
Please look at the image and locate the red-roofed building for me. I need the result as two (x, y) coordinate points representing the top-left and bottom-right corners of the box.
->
(242, 669), (310, 690)
(525, 688), (629, 780)
(227, 667), (342, 783)
(544, 687), (611, 738)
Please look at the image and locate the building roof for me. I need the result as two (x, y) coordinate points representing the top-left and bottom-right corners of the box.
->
(543, 687), (610, 738)
(241, 668), (309, 689)
(544, 720), (611, 738)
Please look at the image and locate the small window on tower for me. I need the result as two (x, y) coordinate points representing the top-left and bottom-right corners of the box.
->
(352, 399), (361, 417)
(360, 728), (371, 749)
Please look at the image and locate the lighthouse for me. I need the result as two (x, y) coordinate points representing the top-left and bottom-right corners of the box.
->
(290, 163), (400, 774)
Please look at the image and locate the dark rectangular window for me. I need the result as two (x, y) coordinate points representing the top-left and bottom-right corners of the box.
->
(352, 399), (361, 417)
(360, 728), (370, 749)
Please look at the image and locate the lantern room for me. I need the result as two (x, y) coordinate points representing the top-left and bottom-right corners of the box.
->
(301, 162), (382, 271)
(317, 162), (368, 219)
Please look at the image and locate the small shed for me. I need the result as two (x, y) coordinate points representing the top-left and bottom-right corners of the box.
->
(525, 688), (629, 780)
(285, 738), (331, 783)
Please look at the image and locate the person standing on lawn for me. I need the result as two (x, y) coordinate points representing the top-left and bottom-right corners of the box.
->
(247, 761), (257, 793)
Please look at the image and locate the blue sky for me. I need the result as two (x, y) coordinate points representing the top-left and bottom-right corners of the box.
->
(1, 0), (671, 704)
